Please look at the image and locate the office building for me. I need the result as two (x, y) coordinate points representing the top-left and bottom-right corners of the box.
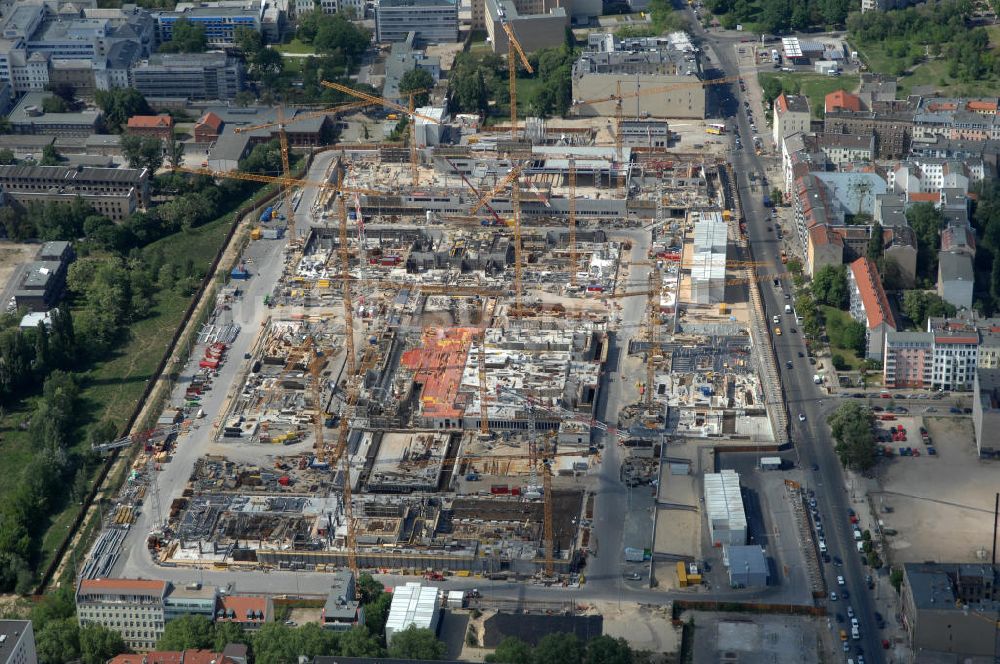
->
(163, 584), (218, 622)
(155, 1), (280, 47)
(321, 572), (364, 631)
(0, 620), (37, 664)
(0, 162), (149, 211)
(972, 368), (1000, 456)
(385, 583), (440, 645)
(619, 119), (670, 148)
(76, 578), (169, 651)
(132, 53), (244, 100)
(375, 0), (458, 43)
(848, 257), (896, 361)
(382, 32), (440, 105)
(7, 91), (104, 136)
(901, 563), (1000, 658)
(704, 470), (746, 546)
(485, 0), (567, 55)
(572, 32), (704, 119)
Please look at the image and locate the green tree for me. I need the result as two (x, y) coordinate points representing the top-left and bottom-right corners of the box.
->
(121, 134), (164, 173)
(337, 627), (384, 657)
(239, 139), (282, 175)
(165, 131), (185, 169)
(41, 96), (69, 113)
(159, 17), (207, 53)
(585, 636), (633, 664)
(294, 623), (339, 659)
(901, 290), (956, 329)
(35, 618), (81, 664)
(364, 592), (392, 638)
(811, 265), (849, 308)
(868, 221), (883, 264)
(486, 636), (533, 663)
(533, 633), (585, 664)
(357, 572), (384, 604)
(157, 615), (215, 650)
(40, 144), (62, 166)
(95, 89), (152, 132)
(890, 567), (904, 592)
(786, 257), (803, 276)
(906, 203), (945, 285)
(0, 148), (16, 164)
(79, 624), (127, 664)
(212, 621), (248, 652)
(828, 402), (877, 470)
(253, 623), (298, 664)
(388, 627), (446, 660)
(399, 68), (434, 107)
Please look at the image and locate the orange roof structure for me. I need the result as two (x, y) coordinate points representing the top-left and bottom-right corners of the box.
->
(966, 100), (998, 113)
(775, 93), (789, 113)
(110, 650), (229, 664)
(197, 111), (224, 132)
(825, 90), (862, 113)
(400, 327), (476, 421)
(78, 578), (167, 595)
(908, 192), (940, 204)
(849, 257), (896, 331)
(127, 115), (174, 130)
(217, 595), (269, 624)
(809, 225), (844, 247)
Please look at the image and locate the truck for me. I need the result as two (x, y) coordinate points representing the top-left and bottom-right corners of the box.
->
(624, 547), (650, 562)
(261, 228), (284, 240)
(231, 267), (250, 280)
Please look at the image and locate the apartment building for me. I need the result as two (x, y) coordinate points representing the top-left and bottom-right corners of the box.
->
(0, 163), (150, 205)
(375, 0), (459, 43)
(973, 368), (1000, 456)
(848, 257), (896, 360)
(0, 620), (37, 664)
(76, 578), (169, 651)
(772, 93), (810, 146)
(132, 53), (244, 100)
(824, 101), (915, 159)
(572, 33), (705, 119)
(883, 316), (995, 390)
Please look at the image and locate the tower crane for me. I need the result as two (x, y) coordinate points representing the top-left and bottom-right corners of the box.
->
(568, 158), (578, 286)
(469, 163), (524, 215)
(499, 21), (534, 141)
(171, 166), (381, 199)
(644, 267), (662, 408)
(319, 82), (438, 188)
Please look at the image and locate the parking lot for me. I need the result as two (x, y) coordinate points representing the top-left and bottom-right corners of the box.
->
(690, 612), (821, 664)
(874, 415), (998, 563)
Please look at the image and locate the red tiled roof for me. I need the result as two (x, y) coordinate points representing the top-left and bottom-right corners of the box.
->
(935, 335), (979, 344)
(197, 112), (224, 131)
(825, 90), (862, 113)
(849, 257), (896, 331)
(775, 93), (789, 113)
(966, 100), (998, 113)
(127, 115), (174, 129)
(808, 224), (843, 247)
(907, 192), (940, 203)
(109, 650), (225, 664)
(217, 595), (269, 624)
(400, 327), (476, 421)
(79, 578), (167, 595)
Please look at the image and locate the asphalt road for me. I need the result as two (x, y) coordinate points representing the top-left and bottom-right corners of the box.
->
(687, 16), (889, 662)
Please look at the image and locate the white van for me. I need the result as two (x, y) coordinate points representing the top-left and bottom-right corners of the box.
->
(784, 304), (792, 314)
(818, 540), (827, 554)
(851, 625), (860, 640)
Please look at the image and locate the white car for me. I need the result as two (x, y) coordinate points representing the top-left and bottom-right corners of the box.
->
(837, 575), (845, 586)
(799, 413), (806, 422)
(829, 591), (837, 601)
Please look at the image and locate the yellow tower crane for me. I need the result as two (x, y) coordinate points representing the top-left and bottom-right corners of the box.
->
(500, 21), (534, 142)
(319, 81), (438, 187)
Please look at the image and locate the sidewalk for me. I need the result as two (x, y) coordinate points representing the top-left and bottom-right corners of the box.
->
(844, 469), (912, 663)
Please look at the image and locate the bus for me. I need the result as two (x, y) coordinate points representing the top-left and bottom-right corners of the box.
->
(705, 123), (726, 135)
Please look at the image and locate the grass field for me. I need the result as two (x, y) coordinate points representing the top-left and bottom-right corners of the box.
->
(5, 185), (276, 578)
(278, 39), (316, 55)
(758, 72), (860, 116)
(850, 25), (1000, 97)
(820, 305), (866, 371)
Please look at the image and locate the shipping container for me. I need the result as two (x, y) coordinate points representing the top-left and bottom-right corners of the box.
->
(260, 206), (274, 223)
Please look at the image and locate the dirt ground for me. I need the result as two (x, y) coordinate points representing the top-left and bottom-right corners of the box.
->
(0, 242), (39, 304)
(875, 416), (998, 563)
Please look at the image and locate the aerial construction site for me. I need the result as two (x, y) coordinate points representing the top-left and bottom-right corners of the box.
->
(85, 34), (784, 588)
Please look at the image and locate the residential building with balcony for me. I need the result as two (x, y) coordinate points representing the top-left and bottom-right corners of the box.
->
(848, 257), (896, 360)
